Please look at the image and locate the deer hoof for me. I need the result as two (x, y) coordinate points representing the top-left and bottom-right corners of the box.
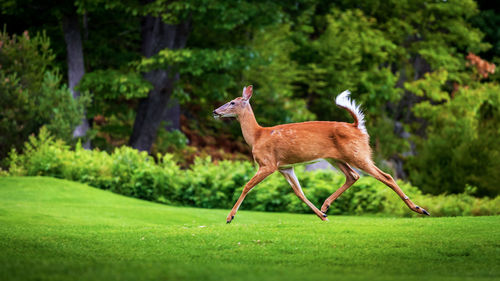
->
(321, 205), (330, 213)
(226, 215), (235, 224)
(322, 213), (328, 218)
(415, 206), (430, 216)
(318, 214), (329, 221)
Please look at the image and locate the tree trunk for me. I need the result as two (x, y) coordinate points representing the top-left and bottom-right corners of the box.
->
(62, 7), (91, 149)
(129, 14), (190, 152)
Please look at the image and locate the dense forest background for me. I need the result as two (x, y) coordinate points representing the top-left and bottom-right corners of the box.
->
(1, 0), (499, 197)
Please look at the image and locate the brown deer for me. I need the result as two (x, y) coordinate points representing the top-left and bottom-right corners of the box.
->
(213, 85), (429, 223)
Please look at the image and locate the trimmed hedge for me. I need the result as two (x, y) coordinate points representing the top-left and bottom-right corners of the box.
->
(4, 127), (499, 217)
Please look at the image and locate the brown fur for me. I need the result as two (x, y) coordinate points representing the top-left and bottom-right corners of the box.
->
(214, 86), (429, 223)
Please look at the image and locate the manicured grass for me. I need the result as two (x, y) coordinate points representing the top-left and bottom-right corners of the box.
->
(0, 177), (499, 281)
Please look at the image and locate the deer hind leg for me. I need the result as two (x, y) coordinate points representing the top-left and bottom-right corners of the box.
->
(279, 167), (328, 221)
(321, 160), (359, 214)
(357, 161), (430, 216)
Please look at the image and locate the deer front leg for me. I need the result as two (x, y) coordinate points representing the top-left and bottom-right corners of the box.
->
(226, 166), (275, 223)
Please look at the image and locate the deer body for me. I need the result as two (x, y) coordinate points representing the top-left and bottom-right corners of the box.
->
(250, 122), (367, 167)
(214, 86), (429, 223)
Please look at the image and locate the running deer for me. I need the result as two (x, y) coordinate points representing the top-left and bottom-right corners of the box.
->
(213, 86), (429, 223)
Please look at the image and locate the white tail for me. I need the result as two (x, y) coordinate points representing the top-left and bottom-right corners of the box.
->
(335, 90), (367, 135)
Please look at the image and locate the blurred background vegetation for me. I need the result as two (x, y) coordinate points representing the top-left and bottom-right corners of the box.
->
(1, 0), (499, 199)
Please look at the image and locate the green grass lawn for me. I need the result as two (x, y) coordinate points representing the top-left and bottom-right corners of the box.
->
(0, 177), (499, 281)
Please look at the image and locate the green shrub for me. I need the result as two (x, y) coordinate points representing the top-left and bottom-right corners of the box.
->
(6, 127), (183, 202)
(7, 127), (67, 178)
(0, 30), (88, 162)
(177, 157), (254, 208)
(4, 129), (499, 217)
(62, 142), (114, 190)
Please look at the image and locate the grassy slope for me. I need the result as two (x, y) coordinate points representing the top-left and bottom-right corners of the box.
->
(0, 177), (498, 281)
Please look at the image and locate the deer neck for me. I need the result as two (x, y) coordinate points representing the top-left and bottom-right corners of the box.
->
(238, 105), (261, 147)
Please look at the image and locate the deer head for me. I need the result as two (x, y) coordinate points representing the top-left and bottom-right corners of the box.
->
(213, 85), (253, 119)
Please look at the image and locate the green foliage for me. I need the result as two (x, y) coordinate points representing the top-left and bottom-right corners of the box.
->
(152, 128), (188, 155)
(384, 184), (500, 217)
(6, 130), (499, 216)
(0, 29), (87, 161)
(6, 127), (67, 177)
(109, 147), (181, 201)
(176, 157), (254, 208)
(406, 72), (500, 197)
(242, 24), (315, 125)
(76, 69), (153, 149)
(7, 127), (182, 201)
(295, 9), (399, 117)
(138, 48), (251, 76)
(78, 69), (151, 101)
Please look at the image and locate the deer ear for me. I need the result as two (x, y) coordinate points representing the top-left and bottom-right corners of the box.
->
(242, 85), (253, 101)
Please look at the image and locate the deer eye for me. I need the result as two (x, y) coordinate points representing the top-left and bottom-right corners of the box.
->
(230, 102), (235, 105)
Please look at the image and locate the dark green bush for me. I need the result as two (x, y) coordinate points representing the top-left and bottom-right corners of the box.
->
(5, 129), (499, 217)
(0, 30), (87, 161)
(176, 157), (254, 208)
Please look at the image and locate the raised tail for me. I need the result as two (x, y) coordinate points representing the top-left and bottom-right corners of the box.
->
(335, 90), (368, 135)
